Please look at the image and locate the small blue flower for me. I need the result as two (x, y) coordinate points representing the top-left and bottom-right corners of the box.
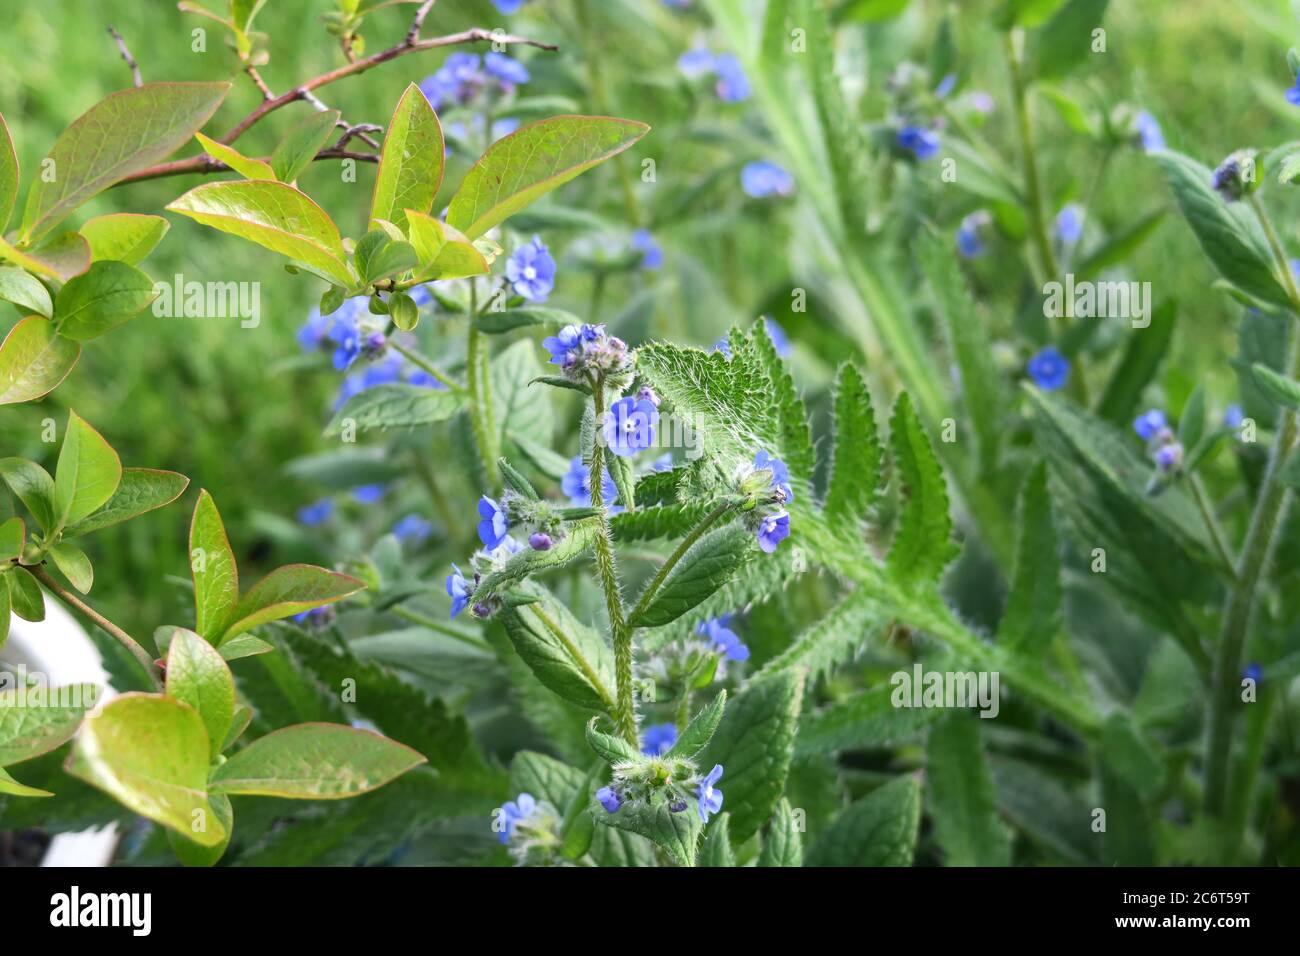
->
(529, 532), (552, 551)
(351, 483), (386, 504)
(1287, 70), (1300, 107)
(696, 764), (724, 822)
(753, 449), (793, 503)
(394, 513), (433, 544)
(1133, 409), (1167, 442)
(1055, 204), (1084, 244)
(506, 236), (557, 301)
(1224, 404), (1245, 430)
(712, 337), (732, 358)
(477, 496), (509, 549)
(561, 455), (617, 506)
(1027, 346), (1070, 391)
(603, 396), (659, 458)
(1154, 441), (1183, 472)
(420, 52), (484, 110)
(756, 509), (791, 553)
(497, 792), (536, 843)
(741, 160), (794, 198)
(967, 91), (995, 113)
(334, 352), (405, 408)
(1243, 662), (1262, 683)
(697, 616), (750, 661)
(296, 308), (334, 352)
(595, 786), (622, 813)
(956, 210), (991, 259)
(713, 53), (750, 102)
(764, 318), (791, 357)
(493, 0), (528, 12)
(897, 125), (940, 161)
(651, 452), (674, 472)
(297, 498), (334, 526)
(641, 723), (678, 756)
(407, 369), (447, 390)
(543, 324), (586, 368)
(631, 229), (663, 270)
(408, 284), (434, 308)
(446, 564), (470, 618)
(677, 47), (715, 79)
(292, 606), (335, 627)
(1135, 111), (1165, 152)
(934, 73), (957, 98)
(484, 51), (529, 86)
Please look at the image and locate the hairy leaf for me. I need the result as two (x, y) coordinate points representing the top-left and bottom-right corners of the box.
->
(805, 775), (920, 866)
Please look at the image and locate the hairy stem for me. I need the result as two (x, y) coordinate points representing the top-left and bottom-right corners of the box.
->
(30, 565), (161, 688)
(627, 501), (733, 627)
(1204, 194), (1300, 816)
(1188, 473), (1237, 580)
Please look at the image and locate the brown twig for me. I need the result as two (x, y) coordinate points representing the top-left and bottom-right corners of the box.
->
(114, 147), (379, 185)
(407, 0), (438, 45)
(107, 25), (142, 88)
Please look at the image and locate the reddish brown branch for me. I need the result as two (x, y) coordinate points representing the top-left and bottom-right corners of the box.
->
(114, 147), (378, 186)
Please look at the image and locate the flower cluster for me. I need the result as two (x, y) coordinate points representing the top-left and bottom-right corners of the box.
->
(562, 455), (620, 509)
(542, 323), (631, 381)
(492, 791), (563, 865)
(1132, 408), (1183, 474)
(739, 449), (792, 552)
(741, 160), (794, 199)
(696, 614), (750, 662)
(1211, 149), (1258, 202)
(897, 124), (940, 161)
(419, 51), (530, 111)
(594, 753), (726, 824)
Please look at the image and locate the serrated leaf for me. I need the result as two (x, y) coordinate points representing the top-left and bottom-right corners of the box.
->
(886, 392), (957, 585)
(48, 541), (92, 593)
(796, 679), (941, 755)
(447, 115), (650, 239)
(53, 259), (157, 341)
(220, 564), (364, 643)
(165, 628), (235, 759)
(63, 467), (188, 537)
(0, 266), (53, 317)
(210, 723), (424, 798)
(757, 798), (802, 866)
(585, 718), (642, 766)
(755, 589), (887, 685)
(78, 213), (170, 264)
(474, 520), (600, 600)
(1278, 149), (1300, 185)
(370, 85), (443, 232)
(825, 363), (883, 525)
(805, 775), (920, 866)
(0, 684), (98, 764)
(271, 108), (339, 184)
(22, 82), (230, 242)
(999, 462), (1061, 656)
(926, 712), (1012, 866)
(190, 489), (239, 642)
(0, 316), (80, 406)
(510, 750), (585, 810)
(610, 501), (713, 542)
(698, 668), (804, 842)
(607, 454), (636, 511)
(667, 690), (726, 759)
(65, 693), (225, 847)
(698, 811), (735, 866)
(166, 180), (353, 286)
(632, 524), (751, 628)
(54, 410), (121, 529)
(325, 382), (464, 435)
(194, 131), (275, 180)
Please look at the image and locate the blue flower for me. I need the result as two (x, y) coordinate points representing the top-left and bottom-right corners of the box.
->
(631, 229), (663, 270)
(297, 498), (334, 526)
(753, 449), (793, 503)
(420, 52), (484, 110)
(641, 723), (678, 756)
(407, 369), (447, 390)
(756, 509), (790, 553)
(712, 337), (732, 358)
(296, 308), (334, 352)
(292, 606), (335, 627)
(1133, 409), (1167, 442)
(764, 318), (791, 357)
(1055, 204), (1084, 244)
(1135, 111), (1165, 152)
(484, 51), (529, 86)
(408, 284), (434, 308)
(1027, 346), (1069, 391)
(934, 73), (957, 98)
(696, 764), (724, 822)
(351, 483), (386, 504)
(1288, 70), (1300, 106)
(561, 455), (617, 506)
(1243, 662), (1262, 683)
(497, 792), (536, 843)
(1224, 404), (1245, 430)
(529, 532), (552, 551)
(493, 0), (528, 12)
(1154, 441), (1183, 472)
(477, 496), (509, 549)
(967, 91), (995, 113)
(956, 210), (991, 259)
(741, 160), (794, 198)
(651, 453), (674, 472)
(713, 53), (750, 102)
(595, 786), (622, 813)
(677, 47), (715, 79)
(334, 352), (405, 408)
(697, 615), (749, 661)
(603, 396), (659, 458)
(543, 324), (586, 368)
(394, 513), (433, 544)
(897, 125), (940, 161)
(506, 236), (557, 301)
(446, 564), (470, 618)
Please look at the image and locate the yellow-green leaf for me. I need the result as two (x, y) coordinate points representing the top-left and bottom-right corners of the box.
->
(79, 213), (171, 264)
(270, 109), (338, 185)
(165, 628), (235, 760)
(64, 467), (189, 537)
(190, 489), (239, 642)
(0, 515), (23, 561)
(0, 267), (51, 317)
(219, 563), (364, 643)
(0, 765), (52, 798)
(194, 131), (275, 181)
(49, 541), (93, 593)
(0, 683), (99, 765)
(0, 316), (81, 406)
(406, 209), (489, 280)
(0, 232), (92, 282)
(54, 259), (158, 341)
(53, 410), (122, 528)
(370, 84), (444, 232)
(0, 112), (17, 233)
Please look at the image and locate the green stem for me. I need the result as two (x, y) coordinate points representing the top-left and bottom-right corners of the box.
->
(31, 565), (161, 688)
(1204, 193), (1300, 817)
(390, 604), (491, 651)
(1224, 685), (1275, 861)
(390, 341), (465, 393)
(1188, 474), (1237, 580)
(627, 501), (733, 627)
(465, 281), (500, 493)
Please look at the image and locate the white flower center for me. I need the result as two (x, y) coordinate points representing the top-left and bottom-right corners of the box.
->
(523, 266), (537, 280)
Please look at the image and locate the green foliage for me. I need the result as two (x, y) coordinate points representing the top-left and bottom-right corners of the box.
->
(805, 776), (921, 866)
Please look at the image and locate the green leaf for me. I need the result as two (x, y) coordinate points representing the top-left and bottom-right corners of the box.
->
(0, 765), (52, 798)
(698, 668), (804, 842)
(49, 541), (93, 593)
(757, 798), (803, 866)
(166, 180), (353, 286)
(999, 462), (1062, 656)
(53, 259), (157, 341)
(499, 583), (616, 712)
(1096, 300), (1176, 427)
(805, 775), (920, 866)
(325, 382), (465, 435)
(1252, 362), (1300, 409)
(756, 589), (887, 685)
(0, 232), (92, 283)
(0, 316), (80, 405)
(65, 693), (225, 846)
(606, 454), (636, 511)
(476, 305), (577, 334)
(78, 213), (171, 264)
(584, 718), (642, 766)
(493, 338), (550, 449)
(668, 691), (727, 759)
(796, 679), (940, 755)
(218, 633), (274, 662)
(220, 564), (364, 643)
(22, 82), (230, 242)
(473, 520), (600, 600)
(357, 235), (418, 285)
(271, 109), (339, 184)
(165, 628), (235, 759)
(1153, 150), (1287, 308)
(63, 467), (189, 537)
(1099, 713), (1161, 865)
(0, 515), (23, 561)
(886, 392), (958, 586)
(7, 565), (45, 621)
(824, 363), (884, 524)
(698, 811), (735, 866)
(209, 723), (425, 798)
(194, 131), (275, 180)
(1031, 0), (1109, 81)
(0, 683), (98, 764)
(0, 266), (53, 317)
(370, 84), (443, 232)
(447, 115), (650, 239)
(594, 791), (703, 866)
(0, 112), (17, 233)
(631, 524), (751, 628)
(53, 410), (122, 529)
(190, 489), (239, 642)
(388, 291), (418, 331)
(405, 210), (489, 281)
(168, 792), (232, 866)
(926, 712), (1012, 866)
(510, 750), (586, 810)
(1278, 149), (1300, 186)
